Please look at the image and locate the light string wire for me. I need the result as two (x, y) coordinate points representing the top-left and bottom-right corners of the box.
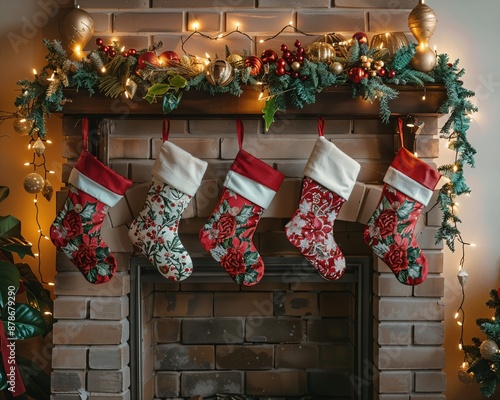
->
(180, 23), (321, 56)
(26, 133), (53, 285)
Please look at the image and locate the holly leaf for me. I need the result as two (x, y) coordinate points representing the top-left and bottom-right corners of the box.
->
(144, 83), (170, 104)
(397, 269), (409, 284)
(235, 204), (255, 225)
(169, 75), (187, 89)
(79, 202), (97, 222)
(396, 199), (414, 220)
(244, 250), (259, 267)
(262, 97), (277, 132)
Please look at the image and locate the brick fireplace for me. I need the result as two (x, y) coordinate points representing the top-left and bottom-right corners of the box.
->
(51, 112), (445, 400)
(48, 1), (448, 398)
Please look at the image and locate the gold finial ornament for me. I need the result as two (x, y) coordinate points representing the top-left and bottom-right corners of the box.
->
(408, 0), (438, 72)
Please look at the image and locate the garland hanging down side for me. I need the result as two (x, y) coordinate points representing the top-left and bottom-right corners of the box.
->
(12, 37), (476, 254)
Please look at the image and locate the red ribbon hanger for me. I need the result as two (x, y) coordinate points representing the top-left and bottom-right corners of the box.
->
(162, 119), (170, 143)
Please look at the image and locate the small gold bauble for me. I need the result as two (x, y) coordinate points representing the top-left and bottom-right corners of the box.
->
(291, 61), (301, 71)
(305, 41), (336, 64)
(23, 173), (45, 194)
(480, 339), (499, 361)
(13, 117), (33, 136)
(370, 32), (409, 57)
(329, 62), (343, 75)
(205, 59), (234, 86)
(226, 54), (243, 64)
(410, 45), (437, 72)
(457, 362), (475, 384)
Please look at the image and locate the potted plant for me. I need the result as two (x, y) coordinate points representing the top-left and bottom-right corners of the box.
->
(0, 185), (53, 399)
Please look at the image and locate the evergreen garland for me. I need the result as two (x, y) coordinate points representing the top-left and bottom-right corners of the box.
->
(12, 38), (477, 253)
(462, 289), (500, 397)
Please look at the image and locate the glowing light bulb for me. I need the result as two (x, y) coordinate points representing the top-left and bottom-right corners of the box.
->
(33, 199), (37, 204)
(457, 321), (463, 326)
(414, 152), (418, 157)
(101, 66), (106, 73)
(24, 162), (30, 166)
(33, 253), (39, 257)
(44, 311), (52, 315)
(459, 344), (462, 350)
(218, 33), (223, 39)
(193, 22), (199, 31)
(258, 92), (263, 100)
(33, 68), (37, 75)
(454, 312), (459, 319)
(259, 39), (264, 43)
(235, 23), (239, 30)
(46, 139), (52, 144)
(452, 164), (458, 172)
(121, 46), (125, 52)
(74, 45), (81, 53)
(289, 20), (293, 25)
(47, 282), (55, 286)
(49, 170), (55, 174)
(422, 94), (426, 100)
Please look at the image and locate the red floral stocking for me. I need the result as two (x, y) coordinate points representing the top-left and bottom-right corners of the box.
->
(50, 149), (132, 284)
(363, 147), (441, 285)
(199, 120), (284, 286)
(285, 132), (360, 280)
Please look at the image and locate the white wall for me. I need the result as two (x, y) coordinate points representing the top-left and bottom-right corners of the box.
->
(432, 1), (500, 398)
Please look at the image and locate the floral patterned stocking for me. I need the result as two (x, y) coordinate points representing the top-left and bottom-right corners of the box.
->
(50, 149), (132, 284)
(199, 120), (284, 286)
(128, 140), (207, 281)
(363, 147), (441, 286)
(285, 134), (360, 280)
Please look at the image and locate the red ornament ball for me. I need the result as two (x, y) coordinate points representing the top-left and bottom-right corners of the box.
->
(137, 51), (160, 69)
(352, 31), (368, 44)
(275, 66), (286, 76)
(348, 67), (365, 84)
(276, 58), (287, 68)
(95, 38), (103, 46)
(129, 48), (137, 56)
(378, 67), (387, 77)
(109, 49), (117, 57)
(260, 49), (278, 64)
(280, 44), (288, 51)
(244, 56), (263, 76)
(387, 69), (396, 78)
(158, 50), (180, 66)
(294, 40), (301, 48)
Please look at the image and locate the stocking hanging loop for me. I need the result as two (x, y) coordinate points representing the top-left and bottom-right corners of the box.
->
(82, 116), (89, 150)
(397, 117), (405, 149)
(317, 117), (325, 137)
(236, 118), (244, 149)
(162, 119), (170, 142)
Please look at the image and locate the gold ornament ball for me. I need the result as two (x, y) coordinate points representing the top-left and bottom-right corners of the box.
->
(205, 59), (234, 86)
(370, 32), (409, 58)
(480, 339), (499, 360)
(60, 7), (95, 53)
(23, 173), (45, 194)
(226, 54), (243, 64)
(13, 117), (33, 136)
(457, 362), (475, 384)
(410, 45), (437, 72)
(291, 61), (301, 71)
(305, 41), (336, 64)
(329, 62), (343, 75)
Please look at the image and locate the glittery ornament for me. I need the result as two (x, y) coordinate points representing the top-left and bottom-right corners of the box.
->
(305, 41), (336, 64)
(42, 179), (54, 201)
(13, 117), (33, 136)
(205, 60), (234, 86)
(24, 173), (45, 194)
(32, 138), (46, 156)
(480, 339), (499, 360)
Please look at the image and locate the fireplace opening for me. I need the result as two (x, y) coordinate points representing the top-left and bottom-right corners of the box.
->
(130, 256), (373, 399)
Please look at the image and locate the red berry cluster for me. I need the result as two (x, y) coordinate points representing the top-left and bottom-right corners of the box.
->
(95, 38), (136, 58)
(275, 40), (307, 80)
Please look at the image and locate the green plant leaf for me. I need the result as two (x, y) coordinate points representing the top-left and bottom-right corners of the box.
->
(2, 303), (48, 340)
(16, 355), (50, 400)
(0, 186), (9, 204)
(262, 97), (277, 132)
(0, 215), (34, 259)
(0, 260), (20, 309)
(16, 263), (53, 332)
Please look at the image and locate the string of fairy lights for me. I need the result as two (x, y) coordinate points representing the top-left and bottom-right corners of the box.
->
(5, 19), (477, 370)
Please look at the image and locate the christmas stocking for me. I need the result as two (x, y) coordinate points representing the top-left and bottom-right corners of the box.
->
(363, 147), (441, 285)
(285, 131), (361, 280)
(50, 149), (132, 284)
(128, 140), (207, 281)
(199, 120), (285, 286)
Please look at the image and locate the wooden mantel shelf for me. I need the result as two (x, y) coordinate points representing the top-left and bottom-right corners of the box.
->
(61, 84), (446, 119)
